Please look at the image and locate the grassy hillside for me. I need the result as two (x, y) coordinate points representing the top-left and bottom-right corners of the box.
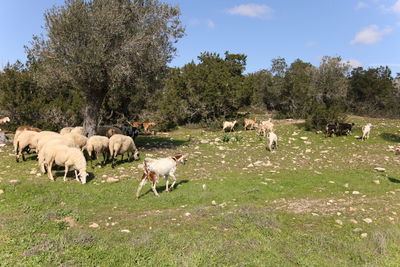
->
(1, 116), (400, 266)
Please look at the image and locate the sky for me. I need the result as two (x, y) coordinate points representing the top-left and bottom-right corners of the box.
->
(1, 0), (399, 75)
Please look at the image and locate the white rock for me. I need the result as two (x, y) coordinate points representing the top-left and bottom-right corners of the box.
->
(300, 136), (308, 140)
(184, 212), (191, 217)
(361, 233), (368, 238)
(352, 191), (360, 195)
(363, 218), (373, 224)
(200, 140), (209, 144)
(0, 189), (4, 194)
(202, 184), (207, 190)
(9, 180), (18, 183)
(89, 223), (99, 228)
(373, 180), (380, 184)
(353, 228), (363, 232)
(374, 167), (386, 172)
(335, 219), (343, 225)
(120, 229), (130, 233)
(211, 200), (217, 206)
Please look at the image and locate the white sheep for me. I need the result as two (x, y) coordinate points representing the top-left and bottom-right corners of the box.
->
(136, 154), (187, 199)
(266, 132), (278, 151)
(13, 130), (39, 162)
(223, 120), (237, 132)
(83, 135), (109, 167)
(70, 126), (84, 135)
(42, 144), (88, 184)
(0, 117), (10, 124)
(109, 134), (139, 168)
(38, 137), (76, 173)
(65, 132), (87, 149)
(15, 125), (41, 140)
(362, 123), (372, 141)
(60, 127), (73, 135)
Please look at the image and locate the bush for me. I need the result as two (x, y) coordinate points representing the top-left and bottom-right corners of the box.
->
(304, 104), (346, 131)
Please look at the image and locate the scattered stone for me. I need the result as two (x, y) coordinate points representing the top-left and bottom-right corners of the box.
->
(352, 191), (360, 195)
(253, 161), (263, 167)
(349, 219), (358, 224)
(219, 202), (227, 208)
(120, 229), (130, 233)
(200, 139), (209, 144)
(343, 183), (349, 188)
(353, 228), (363, 232)
(9, 180), (18, 183)
(373, 180), (380, 184)
(0, 189), (3, 195)
(202, 184), (207, 190)
(211, 200), (217, 206)
(89, 223), (99, 228)
(184, 212), (191, 217)
(374, 167), (386, 172)
(300, 136), (308, 140)
(214, 138), (221, 142)
(106, 178), (120, 183)
(335, 219), (343, 225)
(305, 149), (312, 153)
(311, 213), (319, 216)
(361, 233), (368, 238)
(363, 218), (373, 224)
(328, 181), (335, 184)
(247, 163), (254, 168)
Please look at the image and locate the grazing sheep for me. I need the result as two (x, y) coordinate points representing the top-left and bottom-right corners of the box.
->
(0, 117), (10, 124)
(109, 134), (139, 168)
(15, 125), (41, 139)
(362, 123), (372, 141)
(97, 126), (122, 138)
(65, 132), (87, 149)
(244, 118), (256, 130)
(60, 127), (74, 135)
(223, 120), (237, 132)
(257, 119), (274, 137)
(83, 135), (109, 167)
(36, 134), (74, 154)
(70, 126), (84, 135)
(42, 144), (88, 184)
(136, 154), (187, 199)
(14, 130), (40, 162)
(266, 132), (278, 151)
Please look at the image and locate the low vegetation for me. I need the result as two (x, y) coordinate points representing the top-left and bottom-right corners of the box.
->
(1, 116), (400, 265)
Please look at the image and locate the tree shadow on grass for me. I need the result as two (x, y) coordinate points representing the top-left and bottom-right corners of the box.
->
(137, 179), (189, 198)
(135, 135), (189, 150)
(388, 177), (400, 184)
(380, 133), (400, 143)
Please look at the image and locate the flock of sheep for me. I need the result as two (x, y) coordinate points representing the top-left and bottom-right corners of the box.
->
(13, 125), (139, 184)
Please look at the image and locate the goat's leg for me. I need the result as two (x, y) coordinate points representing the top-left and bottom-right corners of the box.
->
(170, 173), (177, 190)
(151, 181), (159, 197)
(136, 177), (147, 199)
(165, 175), (169, 192)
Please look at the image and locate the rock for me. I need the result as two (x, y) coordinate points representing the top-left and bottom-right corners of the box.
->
(211, 200), (217, 206)
(120, 229), (130, 233)
(349, 219), (358, 224)
(363, 218), (373, 224)
(335, 219), (343, 225)
(214, 138), (222, 142)
(361, 233), (368, 238)
(219, 202), (227, 208)
(89, 222), (99, 228)
(352, 191), (360, 195)
(184, 212), (191, 217)
(202, 184), (207, 190)
(9, 180), (19, 183)
(0, 189), (4, 194)
(253, 161), (263, 167)
(353, 228), (363, 232)
(300, 136), (308, 140)
(374, 167), (386, 172)
(106, 178), (120, 183)
(343, 183), (349, 188)
(200, 139), (209, 144)
(305, 149), (312, 153)
(247, 163), (254, 168)
(373, 180), (380, 184)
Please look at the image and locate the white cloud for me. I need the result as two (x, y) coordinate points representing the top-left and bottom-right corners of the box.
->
(207, 19), (215, 29)
(343, 59), (363, 68)
(226, 4), (274, 19)
(350, 25), (392, 45)
(355, 1), (368, 9)
(393, 0), (400, 14)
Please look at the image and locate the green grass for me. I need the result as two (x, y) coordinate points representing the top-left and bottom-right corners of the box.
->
(1, 116), (400, 266)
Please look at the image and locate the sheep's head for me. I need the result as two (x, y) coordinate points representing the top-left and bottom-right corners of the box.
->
(133, 150), (140, 161)
(173, 154), (188, 165)
(79, 171), (88, 184)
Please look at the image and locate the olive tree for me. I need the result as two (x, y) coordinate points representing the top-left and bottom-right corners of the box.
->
(28, 0), (184, 136)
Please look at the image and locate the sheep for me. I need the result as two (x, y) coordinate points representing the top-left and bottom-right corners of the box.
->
(0, 117), (10, 124)
(70, 126), (84, 135)
(244, 118), (256, 130)
(136, 154), (187, 199)
(38, 137), (76, 173)
(13, 130), (40, 162)
(109, 134), (139, 168)
(362, 123), (372, 141)
(42, 144), (88, 184)
(60, 127), (73, 135)
(83, 135), (109, 167)
(97, 126), (122, 138)
(266, 132), (278, 151)
(257, 119), (274, 137)
(64, 132), (87, 150)
(223, 120), (237, 132)
(34, 131), (63, 154)
(15, 125), (41, 140)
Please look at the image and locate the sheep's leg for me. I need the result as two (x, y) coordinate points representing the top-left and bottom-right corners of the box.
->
(63, 166), (69, 182)
(165, 175), (169, 192)
(170, 173), (177, 190)
(136, 175), (147, 199)
(74, 170), (79, 182)
(48, 160), (55, 181)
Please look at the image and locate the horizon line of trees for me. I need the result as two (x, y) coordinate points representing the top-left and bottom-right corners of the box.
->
(1, 52), (399, 132)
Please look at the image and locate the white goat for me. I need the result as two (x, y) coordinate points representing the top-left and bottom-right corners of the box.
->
(136, 155), (187, 199)
(266, 132), (278, 151)
(0, 117), (10, 124)
(223, 120), (237, 132)
(362, 123), (372, 141)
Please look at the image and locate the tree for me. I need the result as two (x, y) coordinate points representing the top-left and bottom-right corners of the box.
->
(28, 0), (184, 136)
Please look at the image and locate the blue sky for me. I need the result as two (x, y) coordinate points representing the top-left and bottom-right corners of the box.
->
(1, 0), (399, 75)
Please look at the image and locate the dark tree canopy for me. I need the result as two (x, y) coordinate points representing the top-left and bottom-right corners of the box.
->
(28, 0), (184, 136)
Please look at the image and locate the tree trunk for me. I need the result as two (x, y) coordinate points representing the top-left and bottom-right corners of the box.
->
(83, 93), (105, 137)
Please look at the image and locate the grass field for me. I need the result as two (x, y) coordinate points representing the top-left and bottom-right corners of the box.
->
(1, 116), (400, 266)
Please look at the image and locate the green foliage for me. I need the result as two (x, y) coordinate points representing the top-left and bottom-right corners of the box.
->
(304, 103), (346, 131)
